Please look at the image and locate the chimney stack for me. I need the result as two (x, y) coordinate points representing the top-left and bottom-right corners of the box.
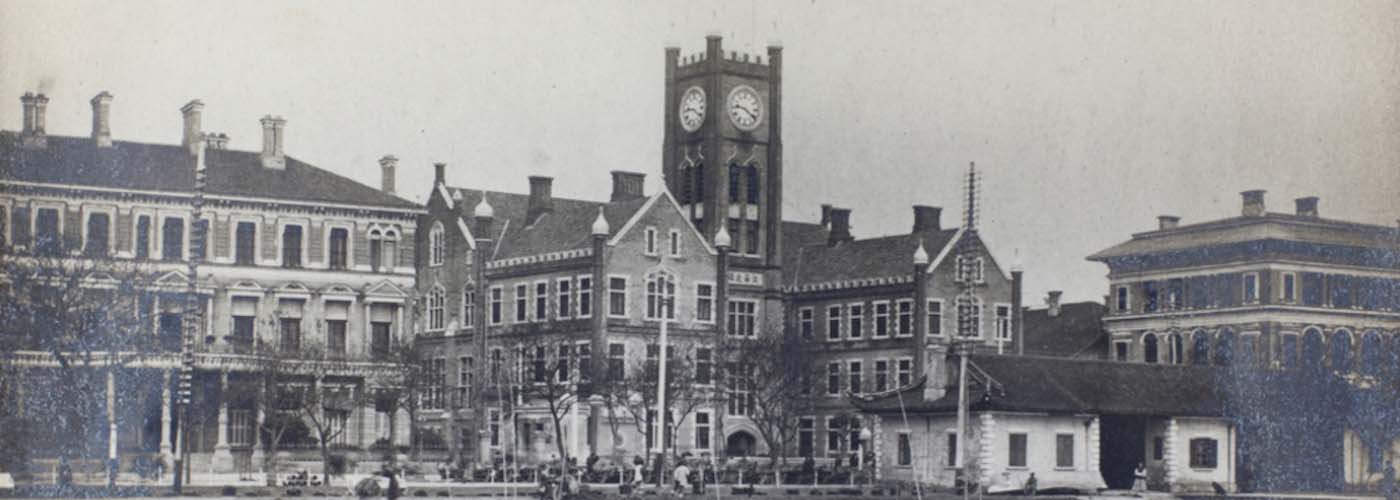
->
(1157, 215), (1180, 230)
(1295, 196), (1319, 218)
(90, 91), (113, 147)
(913, 205), (943, 232)
(206, 133), (229, 150)
(181, 100), (204, 155)
(827, 208), (853, 246)
(527, 175), (554, 224)
(259, 115), (286, 169)
(1047, 290), (1063, 318)
(1241, 190), (1266, 217)
(819, 204), (833, 227)
(610, 171), (646, 201)
(433, 162), (446, 186)
(379, 155), (399, 195)
(19, 92), (48, 148)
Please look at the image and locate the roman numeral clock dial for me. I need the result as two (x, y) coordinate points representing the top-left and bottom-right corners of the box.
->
(727, 85), (763, 131)
(679, 86), (706, 132)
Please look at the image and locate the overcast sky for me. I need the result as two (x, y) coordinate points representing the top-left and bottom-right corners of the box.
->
(2, 0), (1397, 305)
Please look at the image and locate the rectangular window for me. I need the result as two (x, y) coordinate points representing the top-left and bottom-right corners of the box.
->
(873, 301), (890, 338)
(897, 358), (912, 387)
(1143, 281), (1159, 312)
(995, 304), (1012, 340)
(1153, 436), (1164, 460)
(1115, 342), (1129, 362)
(557, 278), (572, 319)
(1190, 438), (1218, 468)
(726, 363), (753, 416)
(135, 215), (152, 259)
(33, 207), (61, 256)
(645, 227), (657, 255)
(488, 409), (501, 447)
(799, 418), (815, 457)
(489, 286), (503, 325)
(726, 300), (757, 338)
(1243, 273), (1259, 304)
(799, 308), (814, 340)
(326, 319), (347, 356)
(1167, 278), (1184, 310)
(669, 229), (680, 256)
(371, 321), (391, 360)
(1115, 285), (1129, 312)
(578, 277), (593, 318)
(849, 417), (863, 454)
(463, 288), (476, 328)
(827, 362), (841, 396)
(281, 224), (302, 268)
(531, 346), (548, 383)
(84, 213), (110, 257)
(279, 318), (301, 353)
(577, 343), (591, 382)
(235, 221), (256, 265)
(556, 344), (572, 383)
(514, 284), (528, 322)
(458, 356), (473, 408)
(896, 299), (913, 337)
(947, 433), (959, 468)
(1056, 434), (1075, 468)
(229, 409), (254, 447)
(744, 220), (760, 254)
(534, 281), (548, 321)
(162, 217), (185, 261)
(827, 418), (842, 454)
(695, 283), (714, 322)
(608, 277), (627, 317)
(696, 348), (713, 385)
(608, 343), (625, 380)
(898, 433), (912, 466)
(874, 360), (889, 392)
(849, 304), (864, 339)
(1008, 433), (1028, 467)
(848, 360), (862, 395)
(695, 412), (712, 450)
(927, 300), (942, 336)
(1281, 272), (1297, 303)
(328, 227), (349, 270)
(827, 306), (843, 341)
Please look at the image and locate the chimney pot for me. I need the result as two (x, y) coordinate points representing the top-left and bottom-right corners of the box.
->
(379, 155), (399, 195)
(181, 100), (204, 155)
(90, 91), (113, 147)
(1295, 196), (1319, 218)
(610, 171), (646, 201)
(827, 208), (853, 246)
(913, 205), (943, 232)
(1047, 290), (1063, 318)
(205, 132), (229, 150)
(1157, 215), (1181, 230)
(259, 115), (286, 169)
(527, 175), (554, 224)
(1241, 190), (1266, 217)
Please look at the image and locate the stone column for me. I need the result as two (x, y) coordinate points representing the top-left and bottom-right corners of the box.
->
(1163, 418), (1180, 491)
(213, 372), (232, 471)
(161, 370), (174, 456)
(107, 370), (118, 477)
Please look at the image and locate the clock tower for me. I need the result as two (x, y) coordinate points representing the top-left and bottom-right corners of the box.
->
(663, 35), (784, 269)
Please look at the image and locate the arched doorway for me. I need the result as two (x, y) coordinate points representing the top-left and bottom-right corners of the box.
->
(726, 431), (757, 457)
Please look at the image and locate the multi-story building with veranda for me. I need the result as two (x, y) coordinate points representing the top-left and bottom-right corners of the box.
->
(0, 91), (421, 481)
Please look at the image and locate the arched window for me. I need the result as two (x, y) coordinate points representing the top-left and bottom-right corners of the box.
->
(1191, 331), (1210, 365)
(429, 222), (445, 266)
(1143, 333), (1159, 364)
(369, 227), (400, 272)
(1360, 330), (1383, 376)
(645, 271), (677, 320)
(694, 163), (705, 200)
(727, 164), (742, 203)
(1329, 329), (1354, 372)
(746, 165), (760, 204)
(427, 286), (446, 331)
(1214, 330), (1235, 366)
(1166, 333), (1185, 365)
(1302, 328), (1325, 370)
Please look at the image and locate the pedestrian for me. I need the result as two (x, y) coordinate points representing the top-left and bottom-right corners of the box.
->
(384, 466), (401, 500)
(673, 461), (691, 494)
(154, 454), (166, 484)
(1132, 462), (1148, 492)
(1023, 472), (1037, 496)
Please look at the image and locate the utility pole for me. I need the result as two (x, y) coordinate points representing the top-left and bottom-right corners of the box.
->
(953, 162), (981, 500)
(174, 135), (207, 493)
(653, 289), (672, 488)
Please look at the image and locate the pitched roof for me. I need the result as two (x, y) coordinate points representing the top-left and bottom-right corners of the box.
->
(783, 228), (960, 288)
(1088, 213), (1400, 261)
(443, 187), (648, 261)
(0, 132), (419, 210)
(1021, 302), (1108, 359)
(855, 354), (1227, 417)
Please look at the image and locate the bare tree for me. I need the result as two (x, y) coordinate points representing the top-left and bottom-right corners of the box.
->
(617, 338), (716, 462)
(725, 331), (822, 483)
(514, 335), (589, 475)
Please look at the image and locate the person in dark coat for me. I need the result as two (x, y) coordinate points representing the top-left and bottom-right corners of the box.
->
(383, 467), (401, 500)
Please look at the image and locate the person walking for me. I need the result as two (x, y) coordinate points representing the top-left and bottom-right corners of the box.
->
(673, 461), (691, 495)
(1132, 463), (1148, 492)
(384, 466), (401, 500)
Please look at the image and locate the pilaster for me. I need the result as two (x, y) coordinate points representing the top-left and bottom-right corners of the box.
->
(977, 413), (995, 487)
(1164, 418), (1180, 491)
(1088, 417), (1101, 472)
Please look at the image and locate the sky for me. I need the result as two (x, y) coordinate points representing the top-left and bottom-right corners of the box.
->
(1, 0), (1397, 305)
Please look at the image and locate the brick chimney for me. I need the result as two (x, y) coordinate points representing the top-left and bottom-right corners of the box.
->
(1295, 196), (1319, 218)
(434, 162), (446, 186)
(206, 133), (229, 150)
(19, 92), (48, 148)
(1047, 290), (1063, 318)
(1241, 190), (1266, 217)
(181, 100), (204, 155)
(259, 115), (286, 169)
(1157, 215), (1180, 230)
(610, 171), (646, 201)
(379, 155), (398, 195)
(913, 205), (942, 232)
(90, 91), (113, 147)
(827, 208), (853, 246)
(527, 175), (554, 224)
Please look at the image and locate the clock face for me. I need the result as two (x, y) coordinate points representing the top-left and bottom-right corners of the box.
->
(678, 86), (706, 132)
(727, 85), (763, 131)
